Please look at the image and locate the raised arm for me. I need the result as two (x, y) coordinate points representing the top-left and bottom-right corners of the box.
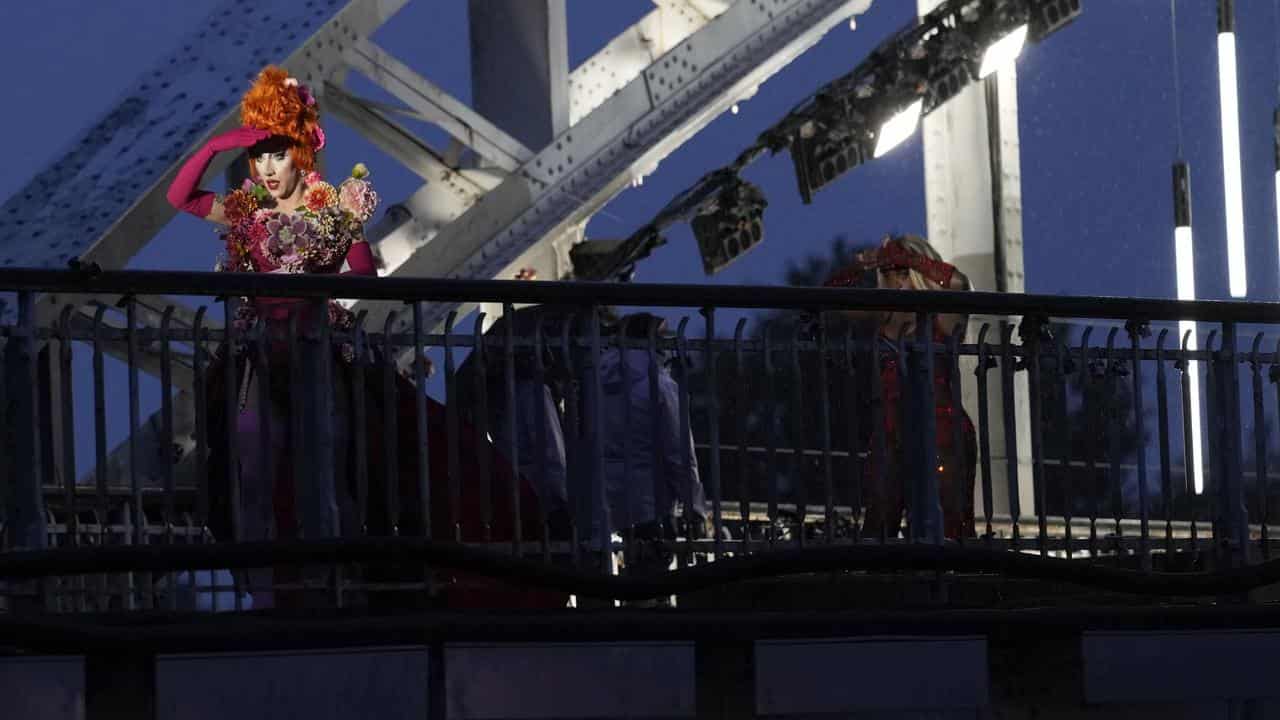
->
(166, 127), (271, 224)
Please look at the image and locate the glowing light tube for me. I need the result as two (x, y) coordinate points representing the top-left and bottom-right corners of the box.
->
(1217, 27), (1247, 296)
(1174, 226), (1205, 494)
(873, 99), (923, 158)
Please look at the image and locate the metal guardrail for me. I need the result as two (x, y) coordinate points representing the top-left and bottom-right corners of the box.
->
(2, 269), (1280, 615)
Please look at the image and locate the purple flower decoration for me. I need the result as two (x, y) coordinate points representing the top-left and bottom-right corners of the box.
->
(312, 124), (327, 151)
(264, 213), (314, 270)
(298, 83), (316, 107)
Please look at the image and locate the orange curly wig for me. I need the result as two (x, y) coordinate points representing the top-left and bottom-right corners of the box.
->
(239, 66), (320, 175)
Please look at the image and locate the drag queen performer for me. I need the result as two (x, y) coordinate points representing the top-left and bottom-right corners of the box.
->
(167, 67), (562, 609)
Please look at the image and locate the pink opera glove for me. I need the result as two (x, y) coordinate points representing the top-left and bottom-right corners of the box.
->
(341, 240), (376, 276)
(166, 127), (272, 218)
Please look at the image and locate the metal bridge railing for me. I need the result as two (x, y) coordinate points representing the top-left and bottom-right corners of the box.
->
(2, 268), (1279, 614)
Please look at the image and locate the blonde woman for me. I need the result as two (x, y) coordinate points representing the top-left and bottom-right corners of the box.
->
(825, 235), (976, 540)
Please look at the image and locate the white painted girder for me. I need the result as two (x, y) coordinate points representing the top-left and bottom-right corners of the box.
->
(356, 0), (876, 337)
(343, 38), (534, 172)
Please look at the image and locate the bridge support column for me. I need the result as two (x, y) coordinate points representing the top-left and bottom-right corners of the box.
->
(918, 0), (1034, 529)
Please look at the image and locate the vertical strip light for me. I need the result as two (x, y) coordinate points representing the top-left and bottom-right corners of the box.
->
(1218, 0), (1248, 297)
(1275, 109), (1280, 273)
(1173, 162), (1205, 494)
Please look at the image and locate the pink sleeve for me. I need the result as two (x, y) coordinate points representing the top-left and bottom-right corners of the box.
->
(166, 145), (218, 218)
(341, 240), (377, 276)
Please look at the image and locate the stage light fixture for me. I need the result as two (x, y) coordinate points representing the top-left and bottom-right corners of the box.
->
(978, 24), (1028, 78)
(873, 99), (923, 158)
(691, 176), (768, 275)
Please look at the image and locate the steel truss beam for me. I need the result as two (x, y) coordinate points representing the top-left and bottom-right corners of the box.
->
(343, 38), (534, 172)
(355, 0), (876, 337)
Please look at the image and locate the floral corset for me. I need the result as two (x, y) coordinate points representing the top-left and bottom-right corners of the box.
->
(216, 166), (379, 335)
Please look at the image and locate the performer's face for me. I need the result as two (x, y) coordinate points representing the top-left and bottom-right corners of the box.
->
(252, 145), (301, 201)
(879, 267), (912, 290)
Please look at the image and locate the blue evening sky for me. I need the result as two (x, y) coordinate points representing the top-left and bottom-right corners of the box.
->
(3, 1), (1279, 301)
(3, 1), (1280, 479)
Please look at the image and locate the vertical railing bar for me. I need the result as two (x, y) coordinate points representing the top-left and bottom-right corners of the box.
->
(125, 296), (144, 607)
(1179, 330), (1199, 554)
(675, 317), (693, 567)
(158, 308), (176, 544)
(816, 312), (835, 545)
(733, 318), (750, 553)
(704, 307), (723, 558)
(560, 313), (581, 568)
(647, 318), (668, 559)
(253, 322), (274, 545)
(763, 322), (780, 548)
(158, 307), (177, 611)
(975, 325), (995, 546)
(1104, 328), (1124, 557)
(531, 311), (551, 562)
(844, 324), (863, 544)
(948, 325), (965, 546)
(224, 297), (243, 612)
(502, 302), (521, 555)
(444, 311), (462, 543)
(56, 307), (78, 549)
(352, 312), (369, 536)
(89, 305), (111, 610)
(790, 323), (808, 549)
(192, 307), (210, 540)
(1025, 318), (1048, 557)
(1127, 320), (1151, 570)
(1055, 332), (1074, 560)
(1154, 331), (1173, 561)
(288, 310), (305, 565)
(381, 315), (401, 536)
(621, 315), (637, 568)
(56, 307), (81, 611)
(412, 302), (432, 542)
(315, 298), (341, 604)
(999, 323), (1020, 551)
(1250, 333), (1268, 560)
(914, 312), (940, 545)
(120, 298), (145, 609)
(1080, 327), (1100, 559)
(89, 305), (109, 529)
(1205, 329), (1220, 550)
(590, 307), (610, 575)
(472, 314), (492, 543)
(1271, 337), (1280, 559)
(870, 332), (888, 544)
(1217, 323), (1249, 565)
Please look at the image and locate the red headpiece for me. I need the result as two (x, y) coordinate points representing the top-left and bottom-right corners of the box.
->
(823, 239), (956, 288)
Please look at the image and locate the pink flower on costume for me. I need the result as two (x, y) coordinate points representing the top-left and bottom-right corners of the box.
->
(305, 171), (323, 186)
(312, 125), (326, 151)
(338, 177), (379, 223)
